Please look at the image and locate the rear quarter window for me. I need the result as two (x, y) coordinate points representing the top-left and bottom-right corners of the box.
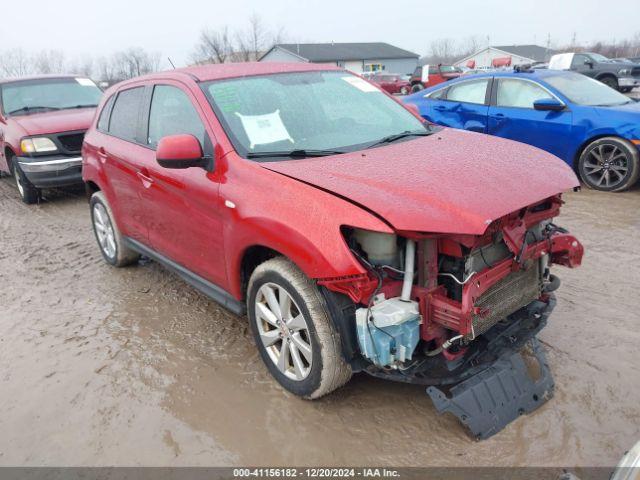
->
(97, 95), (116, 132)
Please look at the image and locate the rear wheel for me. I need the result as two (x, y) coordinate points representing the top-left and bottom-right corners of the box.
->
(11, 158), (40, 204)
(90, 191), (140, 266)
(578, 137), (640, 192)
(599, 75), (619, 91)
(247, 257), (352, 399)
(400, 86), (409, 95)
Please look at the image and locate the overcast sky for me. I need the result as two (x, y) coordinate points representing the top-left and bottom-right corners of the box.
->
(1, 0), (638, 68)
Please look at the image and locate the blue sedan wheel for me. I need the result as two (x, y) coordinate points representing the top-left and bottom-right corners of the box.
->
(578, 137), (640, 192)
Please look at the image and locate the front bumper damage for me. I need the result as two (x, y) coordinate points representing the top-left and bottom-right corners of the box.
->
(365, 295), (557, 439)
(427, 338), (553, 440)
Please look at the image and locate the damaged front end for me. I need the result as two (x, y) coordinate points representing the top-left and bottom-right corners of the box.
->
(319, 194), (583, 439)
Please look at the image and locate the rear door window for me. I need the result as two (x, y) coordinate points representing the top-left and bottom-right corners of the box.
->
(108, 87), (145, 142)
(146, 85), (206, 148)
(446, 79), (489, 104)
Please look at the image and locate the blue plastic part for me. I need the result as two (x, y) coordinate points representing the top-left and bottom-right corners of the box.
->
(356, 316), (421, 367)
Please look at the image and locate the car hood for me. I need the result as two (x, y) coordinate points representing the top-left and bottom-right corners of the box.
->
(10, 108), (95, 136)
(261, 129), (579, 235)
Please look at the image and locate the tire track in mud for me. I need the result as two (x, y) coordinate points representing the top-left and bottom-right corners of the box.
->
(0, 178), (639, 467)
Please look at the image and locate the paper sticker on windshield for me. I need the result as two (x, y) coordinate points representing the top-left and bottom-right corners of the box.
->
(235, 110), (293, 149)
(342, 76), (379, 92)
(76, 78), (96, 87)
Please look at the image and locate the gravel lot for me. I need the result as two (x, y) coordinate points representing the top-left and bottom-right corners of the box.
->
(0, 175), (638, 467)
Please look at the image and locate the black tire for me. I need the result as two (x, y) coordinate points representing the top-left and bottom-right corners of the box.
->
(400, 86), (409, 95)
(11, 158), (40, 204)
(599, 75), (619, 91)
(90, 191), (140, 267)
(411, 83), (424, 93)
(578, 137), (640, 192)
(621, 87), (633, 93)
(247, 257), (352, 399)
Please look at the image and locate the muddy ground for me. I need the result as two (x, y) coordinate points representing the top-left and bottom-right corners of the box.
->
(0, 176), (638, 467)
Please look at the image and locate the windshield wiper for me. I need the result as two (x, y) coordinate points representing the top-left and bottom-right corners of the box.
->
(246, 149), (346, 159)
(365, 129), (433, 150)
(66, 104), (98, 109)
(7, 106), (60, 115)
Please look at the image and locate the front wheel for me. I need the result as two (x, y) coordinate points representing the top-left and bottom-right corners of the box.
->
(400, 86), (409, 95)
(578, 137), (640, 192)
(599, 76), (619, 90)
(411, 83), (424, 93)
(12, 161), (40, 204)
(247, 257), (352, 399)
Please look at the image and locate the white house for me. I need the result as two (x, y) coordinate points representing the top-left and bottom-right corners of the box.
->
(454, 45), (556, 69)
(259, 42), (419, 75)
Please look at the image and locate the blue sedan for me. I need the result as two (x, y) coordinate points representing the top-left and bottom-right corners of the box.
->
(403, 69), (640, 191)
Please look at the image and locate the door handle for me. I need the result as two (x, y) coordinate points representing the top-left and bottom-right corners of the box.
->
(136, 169), (154, 187)
(97, 147), (108, 163)
(434, 105), (447, 111)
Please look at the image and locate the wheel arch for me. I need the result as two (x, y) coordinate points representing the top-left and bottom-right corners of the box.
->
(4, 146), (17, 171)
(240, 243), (362, 367)
(84, 180), (101, 201)
(594, 72), (618, 81)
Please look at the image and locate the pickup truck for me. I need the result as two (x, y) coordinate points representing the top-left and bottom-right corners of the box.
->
(549, 52), (640, 92)
(0, 75), (102, 203)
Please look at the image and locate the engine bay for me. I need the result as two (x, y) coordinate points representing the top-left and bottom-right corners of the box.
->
(321, 194), (584, 373)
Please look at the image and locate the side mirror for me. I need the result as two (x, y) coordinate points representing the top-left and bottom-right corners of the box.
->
(533, 98), (565, 112)
(156, 134), (208, 169)
(585, 60), (594, 68)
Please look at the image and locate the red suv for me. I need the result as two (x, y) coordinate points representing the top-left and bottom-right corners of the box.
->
(82, 63), (583, 438)
(410, 64), (462, 92)
(0, 75), (102, 203)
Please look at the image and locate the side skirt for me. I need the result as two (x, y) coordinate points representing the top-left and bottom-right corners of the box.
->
(124, 237), (246, 316)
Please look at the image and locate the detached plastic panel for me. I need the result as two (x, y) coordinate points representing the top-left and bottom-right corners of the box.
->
(427, 338), (554, 439)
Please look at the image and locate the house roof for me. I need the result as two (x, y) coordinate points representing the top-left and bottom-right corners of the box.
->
(491, 45), (556, 62)
(262, 43), (420, 62)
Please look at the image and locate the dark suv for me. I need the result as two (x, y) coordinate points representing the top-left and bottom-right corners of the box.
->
(0, 76), (102, 203)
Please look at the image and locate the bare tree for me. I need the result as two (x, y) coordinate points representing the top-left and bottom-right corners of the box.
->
(0, 49), (33, 77)
(192, 26), (232, 64)
(234, 14), (268, 62)
(422, 38), (457, 65)
(32, 50), (66, 74)
(458, 35), (481, 58)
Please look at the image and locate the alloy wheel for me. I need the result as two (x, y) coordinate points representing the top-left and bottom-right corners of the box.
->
(255, 282), (313, 381)
(583, 143), (629, 189)
(93, 202), (117, 259)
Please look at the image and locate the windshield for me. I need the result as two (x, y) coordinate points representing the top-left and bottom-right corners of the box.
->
(588, 53), (610, 62)
(202, 71), (425, 159)
(1, 77), (102, 116)
(544, 72), (632, 106)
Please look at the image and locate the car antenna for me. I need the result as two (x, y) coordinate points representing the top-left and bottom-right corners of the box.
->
(167, 57), (176, 69)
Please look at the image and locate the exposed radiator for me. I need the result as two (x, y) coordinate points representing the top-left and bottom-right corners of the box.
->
(468, 262), (542, 339)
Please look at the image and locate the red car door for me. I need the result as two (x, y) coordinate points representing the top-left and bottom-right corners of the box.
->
(138, 81), (227, 287)
(99, 86), (150, 244)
